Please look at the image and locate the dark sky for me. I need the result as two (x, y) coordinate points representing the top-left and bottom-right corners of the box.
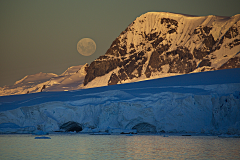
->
(0, 0), (239, 87)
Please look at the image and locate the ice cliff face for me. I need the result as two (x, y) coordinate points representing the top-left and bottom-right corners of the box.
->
(0, 68), (240, 134)
(0, 83), (239, 134)
(84, 12), (240, 87)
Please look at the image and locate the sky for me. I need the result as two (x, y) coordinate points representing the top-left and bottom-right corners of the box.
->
(0, 0), (239, 87)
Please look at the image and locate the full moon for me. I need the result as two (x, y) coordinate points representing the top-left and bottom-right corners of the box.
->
(77, 38), (96, 56)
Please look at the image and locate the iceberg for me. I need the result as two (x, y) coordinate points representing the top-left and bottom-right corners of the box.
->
(0, 68), (240, 135)
(34, 136), (51, 139)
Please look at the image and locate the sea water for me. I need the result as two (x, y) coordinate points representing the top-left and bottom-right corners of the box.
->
(0, 134), (239, 160)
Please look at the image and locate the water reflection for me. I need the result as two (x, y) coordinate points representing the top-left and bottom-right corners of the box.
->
(0, 134), (239, 159)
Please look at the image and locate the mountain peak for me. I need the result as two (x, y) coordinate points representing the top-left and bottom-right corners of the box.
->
(0, 65), (88, 96)
(1, 12), (240, 96)
(83, 12), (240, 87)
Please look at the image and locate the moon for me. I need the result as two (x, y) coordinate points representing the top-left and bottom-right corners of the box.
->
(77, 38), (96, 56)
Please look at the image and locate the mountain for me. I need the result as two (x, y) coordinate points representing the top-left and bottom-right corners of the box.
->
(84, 12), (240, 88)
(1, 12), (240, 96)
(0, 64), (88, 96)
(0, 68), (240, 134)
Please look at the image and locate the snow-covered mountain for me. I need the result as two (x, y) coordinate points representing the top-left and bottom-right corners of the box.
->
(0, 68), (240, 134)
(0, 64), (88, 96)
(1, 12), (240, 96)
(84, 12), (240, 88)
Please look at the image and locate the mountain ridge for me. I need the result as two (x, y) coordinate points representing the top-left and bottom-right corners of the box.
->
(83, 12), (240, 87)
(1, 12), (240, 96)
(0, 64), (88, 96)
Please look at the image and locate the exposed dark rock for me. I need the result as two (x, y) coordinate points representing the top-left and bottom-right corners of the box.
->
(214, 37), (224, 50)
(83, 13), (240, 87)
(218, 57), (240, 69)
(99, 50), (148, 86)
(224, 25), (239, 39)
(168, 59), (196, 74)
(199, 59), (211, 67)
(84, 58), (121, 85)
(194, 26), (212, 35)
(160, 18), (178, 35)
(166, 47), (193, 60)
(130, 43), (134, 48)
(193, 28), (200, 34)
(108, 73), (121, 85)
(193, 48), (209, 60)
(203, 34), (216, 50)
(118, 68), (128, 81)
(129, 49), (136, 54)
(60, 121), (82, 132)
(116, 52), (147, 84)
(139, 19), (145, 24)
(214, 23), (239, 51)
(40, 85), (46, 92)
(145, 44), (171, 78)
(1, 13), (240, 97)
(203, 26), (212, 35)
(146, 51), (164, 74)
(79, 63), (89, 73)
(146, 46), (196, 77)
(151, 37), (164, 48)
(145, 68), (151, 78)
(168, 28), (177, 34)
(168, 47), (196, 73)
(146, 32), (158, 41)
(125, 52), (146, 79)
(132, 122), (157, 133)
(161, 18), (178, 27)
(194, 26), (216, 51)
(228, 39), (240, 49)
(105, 38), (123, 57)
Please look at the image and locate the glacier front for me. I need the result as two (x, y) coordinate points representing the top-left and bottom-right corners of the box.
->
(0, 68), (240, 135)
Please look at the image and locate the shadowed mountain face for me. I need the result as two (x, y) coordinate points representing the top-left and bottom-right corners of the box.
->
(84, 12), (240, 86)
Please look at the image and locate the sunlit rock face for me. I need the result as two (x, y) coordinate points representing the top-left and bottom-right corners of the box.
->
(2, 12), (239, 96)
(84, 12), (240, 87)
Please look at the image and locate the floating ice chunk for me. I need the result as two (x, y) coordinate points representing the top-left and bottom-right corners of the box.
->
(35, 136), (51, 139)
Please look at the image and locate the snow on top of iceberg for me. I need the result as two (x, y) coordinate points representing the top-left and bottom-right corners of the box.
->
(0, 68), (240, 112)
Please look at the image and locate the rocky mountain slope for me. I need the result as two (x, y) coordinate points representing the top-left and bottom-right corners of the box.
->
(84, 12), (240, 88)
(0, 64), (88, 96)
(1, 12), (240, 96)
